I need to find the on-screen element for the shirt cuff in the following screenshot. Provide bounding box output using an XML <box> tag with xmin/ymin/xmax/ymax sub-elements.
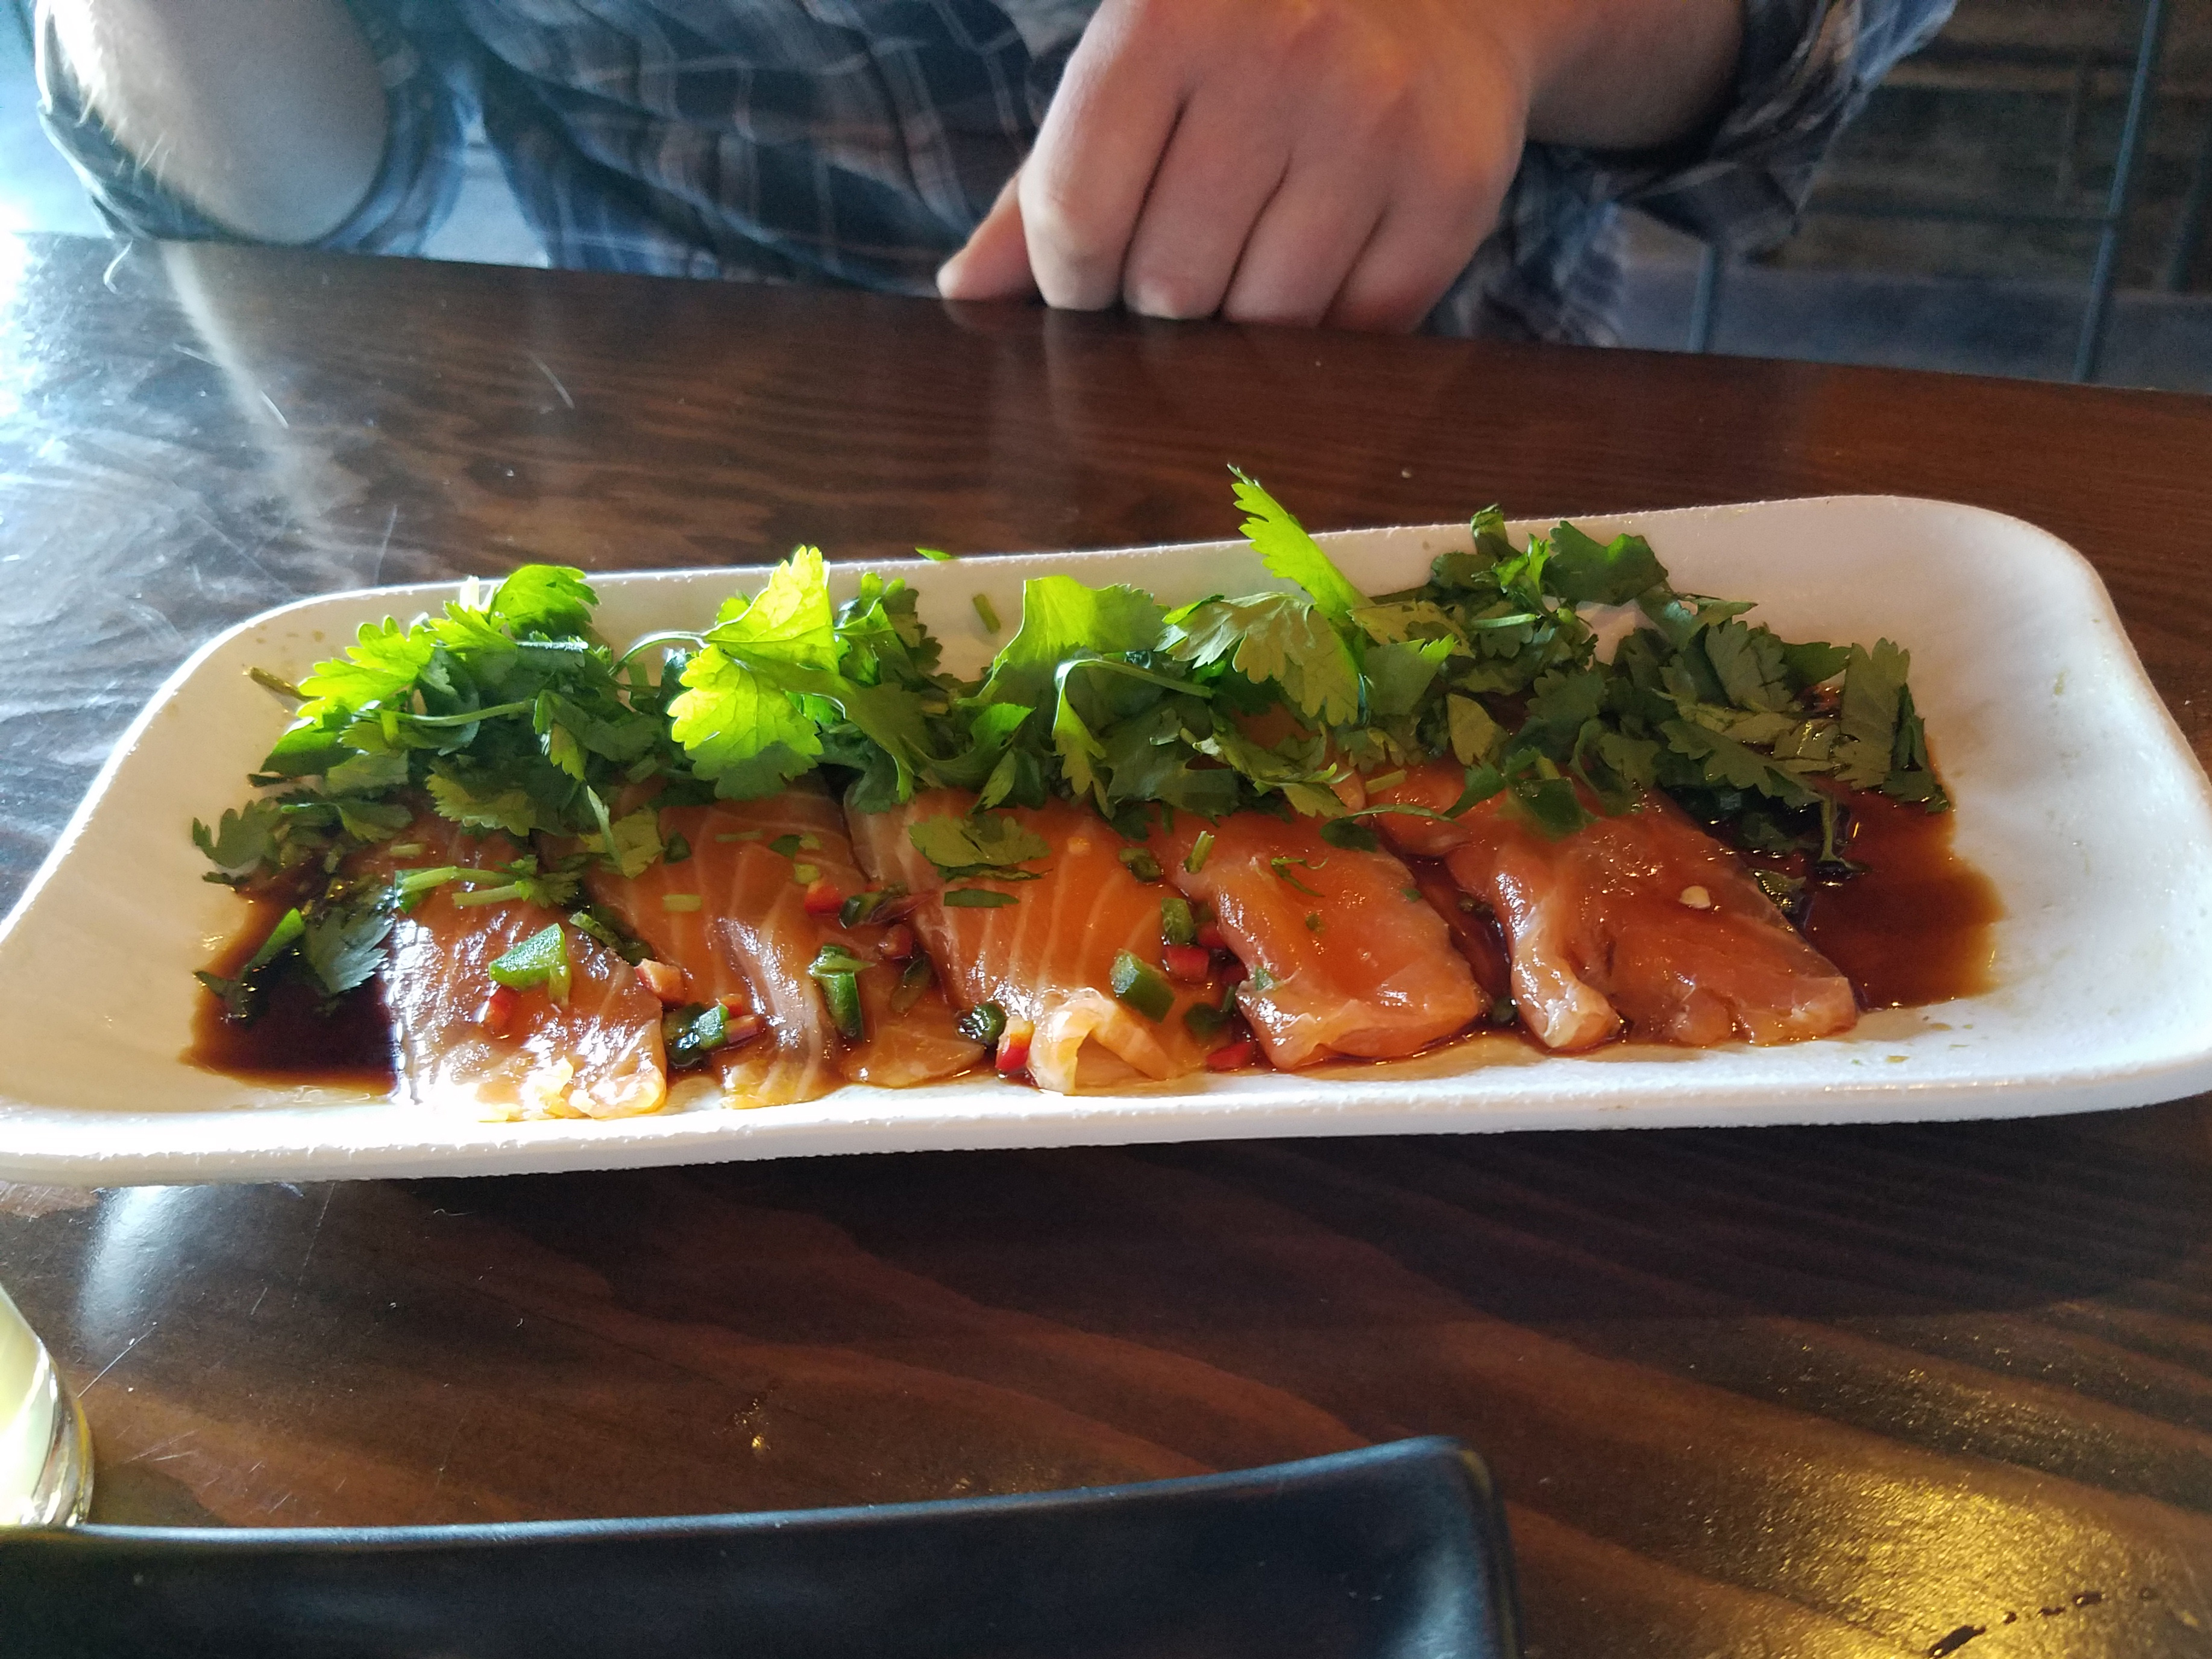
<box><xmin>1585</xmin><ymin>0</ymin><xmax>1956</xmax><ymax>253</ymax></box>
<box><xmin>33</xmin><ymin>0</ymin><xmax>467</xmax><ymax>255</ymax></box>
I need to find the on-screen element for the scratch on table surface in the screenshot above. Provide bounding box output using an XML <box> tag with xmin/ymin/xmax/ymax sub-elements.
<box><xmin>248</xmin><ymin>1285</ymin><xmax>269</xmax><ymax>1318</ymax></box>
<box><xmin>127</xmin><ymin>1431</ymin><xmax>196</xmax><ymax>1465</ymax></box>
<box><xmin>259</xmin><ymin>390</ymin><xmax>291</xmax><ymax>429</ymax></box>
<box><xmin>372</xmin><ymin>503</ymin><xmax>400</xmax><ymax>585</ymax></box>
<box><xmin>426</xmin><ymin>1411</ymin><xmax>471</xmax><ymax>1505</ymax></box>
<box><xmin>527</xmin><ymin>352</ymin><xmax>576</xmax><ymax>409</ymax></box>
<box><xmin>80</xmin><ymin>1323</ymin><xmax>156</xmax><ymax>1398</ymax></box>
<box><xmin>293</xmin><ymin>1186</ymin><xmax>336</xmax><ymax>1294</ymax></box>
<box><xmin>101</xmin><ymin>243</ymin><xmax>133</xmax><ymax>295</ymax></box>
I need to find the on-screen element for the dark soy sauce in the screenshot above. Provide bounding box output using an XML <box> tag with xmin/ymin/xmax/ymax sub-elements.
<box><xmin>185</xmin><ymin>898</ymin><xmax>397</xmax><ymax>1086</ymax></box>
<box><xmin>1802</xmin><ymin>790</ymin><xmax>2002</xmax><ymax>1009</ymax></box>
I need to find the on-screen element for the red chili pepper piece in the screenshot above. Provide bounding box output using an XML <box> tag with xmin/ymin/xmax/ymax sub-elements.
<box><xmin>1195</xmin><ymin>921</ymin><xmax>1227</xmax><ymax>952</ymax></box>
<box><xmin>995</xmin><ymin>1031</ymin><xmax>1032</xmax><ymax>1076</ymax></box>
<box><xmin>1205</xmin><ymin>1039</ymin><xmax>1257</xmax><ymax>1071</ymax></box>
<box><xmin>1161</xmin><ymin>943</ymin><xmax>1211</xmax><ymax>984</ymax></box>
<box><xmin>802</xmin><ymin>878</ymin><xmax>845</xmax><ymax>918</ymax></box>
<box><xmin>1216</xmin><ymin>957</ymin><xmax>1248</xmax><ymax>984</ymax></box>
<box><xmin>876</xmin><ymin>922</ymin><xmax>917</xmax><ymax>961</ymax></box>
<box><xmin>477</xmin><ymin>984</ymin><xmax>519</xmax><ymax>1035</ymax></box>
<box><xmin>721</xmin><ymin>1011</ymin><xmax>768</xmax><ymax>1047</ymax></box>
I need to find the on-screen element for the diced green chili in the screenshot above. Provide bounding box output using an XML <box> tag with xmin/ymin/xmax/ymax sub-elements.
<box><xmin>489</xmin><ymin>922</ymin><xmax>571</xmax><ymax>1004</ymax></box>
<box><xmin>806</xmin><ymin>944</ymin><xmax>871</xmax><ymax>1041</ymax></box>
<box><xmin>662</xmin><ymin>1001</ymin><xmax>731</xmax><ymax>1068</ymax></box>
<box><xmin>1183</xmin><ymin>831</ymin><xmax>1213</xmax><ymax>874</ymax></box>
<box><xmin>1118</xmin><ymin>848</ymin><xmax>1163</xmax><ymax>883</ymax></box>
<box><xmin>840</xmin><ymin>884</ymin><xmax>909</xmax><ymax>929</ymax></box>
<box><xmin>1160</xmin><ymin>895</ymin><xmax>1196</xmax><ymax>947</ymax></box>
<box><xmin>1183</xmin><ymin>998</ymin><xmax>1233</xmax><ymax>1039</ymax></box>
<box><xmin>958</xmin><ymin>1001</ymin><xmax>1008</xmax><ymax>1045</ymax></box>
<box><xmin>1110</xmin><ymin>951</ymin><xmax>1174</xmax><ymax>1022</ymax></box>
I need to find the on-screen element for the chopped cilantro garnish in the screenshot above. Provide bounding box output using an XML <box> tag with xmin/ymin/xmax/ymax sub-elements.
<box><xmin>942</xmin><ymin>887</ymin><xmax>1019</xmax><ymax>908</ymax></box>
<box><xmin>908</xmin><ymin>813</ymin><xmax>1049</xmax><ymax>878</ymax></box>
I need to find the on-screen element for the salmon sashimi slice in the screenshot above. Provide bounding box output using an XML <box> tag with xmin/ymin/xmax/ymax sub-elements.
<box><xmin>1151</xmin><ymin>810</ymin><xmax>1485</xmax><ymax>1070</ymax></box>
<box><xmin>586</xmin><ymin>785</ymin><xmax>983</xmax><ymax>1104</ymax></box>
<box><xmin>845</xmin><ymin>788</ymin><xmax>1216</xmax><ymax>1094</ymax></box>
<box><xmin>362</xmin><ymin>815</ymin><xmax>667</xmax><ymax>1119</ymax></box>
<box><xmin>1370</xmin><ymin>763</ymin><xmax>1858</xmax><ymax>1050</ymax></box>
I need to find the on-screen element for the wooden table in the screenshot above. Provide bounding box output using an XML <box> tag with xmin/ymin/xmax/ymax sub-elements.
<box><xmin>4</xmin><ymin>231</ymin><xmax>2211</xmax><ymax>1658</ymax></box>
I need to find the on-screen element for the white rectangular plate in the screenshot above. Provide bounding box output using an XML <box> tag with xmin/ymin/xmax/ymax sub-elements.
<box><xmin>4</xmin><ymin>496</ymin><xmax>2210</xmax><ymax>1185</ymax></box>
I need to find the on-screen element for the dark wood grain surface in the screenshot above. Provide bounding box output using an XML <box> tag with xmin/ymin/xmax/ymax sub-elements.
<box><xmin>4</xmin><ymin>231</ymin><xmax>2212</xmax><ymax>1658</ymax></box>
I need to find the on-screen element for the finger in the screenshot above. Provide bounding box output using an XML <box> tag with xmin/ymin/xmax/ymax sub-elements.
<box><xmin>1218</xmin><ymin>161</ymin><xmax>1386</xmax><ymax>329</ymax></box>
<box><xmin>937</xmin><ymin>169</ymin><xmax>1038</xmax><ymax>302</ymax></box>
<box><xmin>1118</xmin><ymin>87</ymin><xmax>1292</xmax><ymax>321</ymax></box>
<box><xmin>1018</xmin><ymin>0</ymin><xmax>1186</xmax><ymax>310</ymax></box>
<box><xmin>1325</xmin><ymin>172</ymin><xmax>1509</xmax><ymax>333</ymax></box>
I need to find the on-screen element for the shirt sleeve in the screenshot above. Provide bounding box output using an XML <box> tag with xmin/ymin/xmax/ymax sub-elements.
<box><xmin>1583</xmin><ymin>0</ymin><xmax>1956</xmax><ymax>253</ymax></box>
<box><xmin>33</xmin><ymin>0</ymin><xmax>469</xmax><ymax>254</ymax></box>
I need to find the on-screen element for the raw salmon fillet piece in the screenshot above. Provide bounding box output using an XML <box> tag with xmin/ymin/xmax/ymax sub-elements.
<box><xmin>366</xmin><ymin>816</ymin><xmax>667</xmax><ymax>1119</ymax></box>
<box><xmin>846</xmin><ymin>789</ymin><xmax>1215</xmax><ymax>1094</ymax></box>
<box><xmin>588</xmin><ymin>784</ymin><xmax>981</xmax><ymax>1104</ymax></box>
<box><xmin>1151</xmin><ymin>810</ymin><xmax>1484</xmax><ymax>1070</ymax></box>
<box><xmin>1372</xmin><ymin>762</ymin><xmax>1858</xmax><ymax>1050</ymax></box>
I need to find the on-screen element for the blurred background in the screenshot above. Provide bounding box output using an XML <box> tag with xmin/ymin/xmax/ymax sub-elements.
<box><xmin>5</xmin><ymin>0</ymin><xmax>2209</xmax><ymax>391</ymax></box>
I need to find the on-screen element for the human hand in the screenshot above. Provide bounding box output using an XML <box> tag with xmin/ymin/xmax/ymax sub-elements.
<box><xmin>935</xmin><ymin>0</ymin><xmax>1550</xmax><ymax>332</ymax></box>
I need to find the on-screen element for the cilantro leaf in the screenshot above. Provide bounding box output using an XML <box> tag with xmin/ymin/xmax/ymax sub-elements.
<box><xmin>1363</xmin><ymin>638</ymin><xmax>1454</xmax><ymax>721</ymax></box>
<box><xmin>1834</xmin><ymin>640</ymin><xmax>1909</xmax><ymax>789</ymax></box>
<box><xmin>908</xmin><ymin>813</ymin><xmax>1051</xmax><ymax>877</ymax></box>
<box><xmin>977</xmin><ymin>577</ymin><xmax>1164</xmax><ymax>713</ymax></box>
<box><xmin>425</xmin><ymin>772</ymin><xmax>539</xmax><ymax>836</ymax></box>
<box><xmin>295</xmin><ymin>617</ymin><xmax>436</xmax><ymax>722</ymax></box>
<box><xmin>704</xmin><ymin>546</ymin><xmax>839</xmax><ymax>673</ymax></box>
<box><xmin>302</xmin><ymin>899</ymin><xmax>396</xmax><ymax>996</ymax></box>
<box><xmin>489</xmin><ymin>565</ymin><xmax>596</xmax><ymax>638</ymax></box>
<box><xmin>1544</xmin><ymin>522</ymin><xmax>1665</xmax><ymax>606</ymax></box>
<box><xmin>1445</xmin><ymin>695</ymin><xmax>1504</xmax><ymax>767</ymax></box>
<box><xmin>585</xmin><ymin>808</ymin><xmax>664</xmax><ymax>878</ymax></box>
<box><xmin>1229</xmin><ymin>468</ymin><xmax>1369</xmax><ymax>622</ymax></box>
<box><xmin>1701</xmin><ymin>620</ymin><xmax>1794</xmax><ymax>713</ymax></box>
<box><xmin>322</xmin><ymin>748</ymin><xmax>412</xmax><ymax>796</ymax></box>
<box><xmin>1166</xmin><ymin>593</ymin><xmax>1359</xmax><ymax>726</ymax></box>
<box><xmin>669</xmin><ymin>645</ymin><xmax>824</xmax><ymax>780</ymax></box>
<box><xmin>192</xmin><ymin>800</ymin><xmax>283</xmax><ymax>878</ymax></box>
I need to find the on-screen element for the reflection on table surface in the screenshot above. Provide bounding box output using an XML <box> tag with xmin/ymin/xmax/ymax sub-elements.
<box><xmin>3</xmin><ymin>230</ymin><xmax>2212</xmax><ymax>1658</ymax></box>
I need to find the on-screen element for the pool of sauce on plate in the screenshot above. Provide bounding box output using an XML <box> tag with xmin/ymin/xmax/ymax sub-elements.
<box><xmin>1797</xmin><ymin>787</ymin><xmax>2002</xmax><ymax>1009</ymax></box>
<box><xmin>185</xmin><ymin>897</ymin><xmax>397</xmax><ymax>1086</ymax></box>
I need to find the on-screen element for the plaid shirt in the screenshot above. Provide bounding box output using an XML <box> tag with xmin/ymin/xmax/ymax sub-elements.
<box><xmin>38</xmin><ymin>0</ymin><xmax>1950</xmax><ymax>343</ymax></box>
